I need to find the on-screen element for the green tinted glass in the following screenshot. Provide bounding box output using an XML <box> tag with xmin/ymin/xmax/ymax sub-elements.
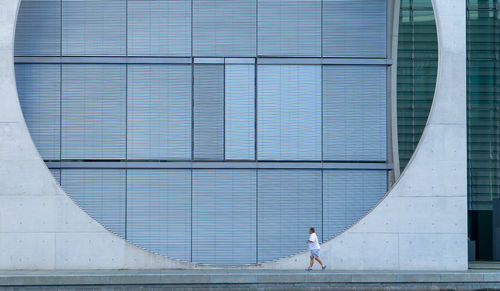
<box><xmin>398</xmin><ymin>0</ymin><xmax>500</xmax><ymax>211</ymax></box>
<box><xmin>397</xmin><ymin>0</ymin><xmax>437</xmax><ymax>171</ymax></box>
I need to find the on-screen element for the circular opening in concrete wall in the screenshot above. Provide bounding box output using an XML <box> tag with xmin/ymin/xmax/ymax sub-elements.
<box><xmin>14</xmin><ymin>0</ymin><xmax>397</xmax><ymax>266</ymax></box>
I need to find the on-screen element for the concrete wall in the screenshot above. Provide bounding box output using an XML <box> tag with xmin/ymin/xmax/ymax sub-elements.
<box><xmin>0</xmin><ymin>0</ymin><xmax>466</xmax><ymax>270</ymax></box>
<box><xmin>258</xmin><ymin>0</ymin><xmax>468</xmax><ymax>270</ymax></box>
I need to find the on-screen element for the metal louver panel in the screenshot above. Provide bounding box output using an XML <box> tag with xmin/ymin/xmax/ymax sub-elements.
<box><xmin>193</xmin><ymin>65</ymin><xmax>224</xmax><ymax>160</ymax></box>
<box><xmin>192</xmin><ymin>169</ymin><xmax>257</xmax><ymax>265</ymax></box>
<box><xmin>323</xmin><ymin>65</ymin><xmax>387</xmax><ymax>161</ymax></box>
<box><xmin>15</xmin><ymin>64</ymin><xmax>61</xmax><ymax>160</ymax></box>
<box><xmin>61</xmin><ymin>169</ymin><xmax>126</xmax><ymax>237</ymax></box>
<box><xmin>50</xmin><ymin>168</ymin><xmax>61</xmax><ymax>184</ymax></box>
<box><xmin>322</xmin><ymin>0</ymin><xmax>387</xmax><ymax>57</ymax></box>
<box><xmin>12</xmin><ymin>0</ymin><xmax>393</xmax><ymax>267</ymax></box>
<box><xmin>225</xmin><ymin>64</ymin><xmax>255</xmax><ymax>160</ymax></box>
<box><xmin>258</xmin><ymin>0</ymin><xmax>321</xmax><ymax>56</ymax></box>
<box><xmin>127</xmin><ymin>169</ymin><xmax>191</xmax><ymax>261</ymax></box>
<box><xmin>15</xmin><ymin>0</ymin><xmax>61</xmax><ymax>56</ymax></box>
<box><xmin>257</xmin><ymin>65</ymin><xmax>321</xmax><ymax>161</ymax></box>
<box><xmin>62</xmin><ymin>64</ymin><xmax>126</xmax><ymax>159</ymax></box>
<box><xmin>257</xmin><ymin>169</ymin><xmax>322</xmax><ymax>262</ymax></box>
<box><xmin>322</xmin><ymin>170</ymin><xmax>387</xmax><ymax>240</ymax></box>
<box><xmin>62</xmin><ymin>0</ymin><xmax>126</xmax><ymax>56</ymax></box>
<box><xmin>127</xmin><ymin>65</ymin><xmax>192</xmax><ymax>160</ymax></box>
<box><xmin>128</xmin><ymin>0</ymin><xmax>191</xmax><ymax>56</ymax></box>
<box><xmin>193</xmin><ymin>0</ymin><xmax>256</xmax><ymax>57</ymax></box>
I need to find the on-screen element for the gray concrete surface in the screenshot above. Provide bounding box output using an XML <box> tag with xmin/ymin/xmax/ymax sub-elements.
<box><xmin>0</xmin><ymin>269</ymin><xmax>499</xmax><ymax>290</ymax></box>
<box><xmin>252</xmin><ymin>0</ymin><xmax>468</xmax><ymax>271</ymax></box>
<box><xmin>0</xmin><ymin>0</ymin><xmax>467</xmax><ymax>271</ymax></box>
<box><xmin>0</xmin><ymin>0</ymin><xmax>194</xmax><ymax>270</ymax></box>
<box><xmin>470</xmin><ymin>262</ymin><xmax>500</xmax><ymax>270</ymax></box>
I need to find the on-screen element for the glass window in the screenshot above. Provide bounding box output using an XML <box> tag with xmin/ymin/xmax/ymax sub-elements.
<box><xmin>127</xmin><ymin>64</ymin><xmax>192</xmax><ymax>160</ymax></box>
<box><xmin>128</xmin><ymin>0</ymin><xmax>191</xmax><ymax>56</ymax></box>
<box><xmin>323</xmin><ymin>65</ymin><xmax>387</xmax><ymax>161</ymax></box>
<box><xmin>258</xmin><ymin>0</ymin><xmax>321</xmax><ymax>56</ymax></box>
<box><xmin>323</xmin><ymin>170</ymin><xmax>387</xmax><ymax>239</ymax></box>
<box><xmin>62</xmin><ymin>0</ymin><xmax>126</xmax><ymax>56</ymax></box>
<box><xmin>15</xmin><ymin>0</ymin><xmax>61</xmax><ymax>56</ymax></box>
<box><xmin>62</xmin><ymin>169</ymin><xmax>126</xmax><ymax>237</ymax></box>
<box><xmin>257</xmin><ymin>65</ymin><xmax>322</xmax><ymax>161</ymax></box>
<box><xmin>16</xmin><ymin>64</ymin><xmax>61</xmax><ymax>160</ymax></box>
<box><xmin>127</xmin><ymin>169</ymin><xmax>192</xmax><ymax>261</ymax></box>
<box><xmin>192</xmin><ymin>169</ymin><xmax>257</xmax><ymax>265</ymax></box>
<box><xmin>225</xmin><ymin>64</ymin><xmax>255</xmax><ymax>160</ymax></box>
<box><xmin>61</xmin><ymin>64</ymin><xmax>126</xmax><ymax>159</ymax></box>
<box><xmin>194</xmin><ymin>0</ymin><xmax>256</xmax><ymax>56</ymax></box>
<box><xmin>322</xmin><ymin>0</ymin><xmax>386</xmax><ymax>58</ymax></box>
<box><xmin>257</xmin><ymin>169</ymin><xmax>322</xmax><ymax>262</ymax></box>
<box><xmin>194</xmin><ymin>65</ymin><xmax>225</xmax><ymax>160</ymax></box>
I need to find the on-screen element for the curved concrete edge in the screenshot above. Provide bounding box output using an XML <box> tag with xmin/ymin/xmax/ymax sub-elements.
<box><xmin>0</xmin><ymin>0</ymin><xmax>199</xmax><ymax>270</ymax></box>
<box><xmin>389</xmin><ymin>0</ymin><xmax>401</xmax><ymax>179</ymax></box>
<box><xmin>0</xmin><ymin>0</ymin><xmax>466</xmax><ymax>270</ymax></box>
<box><xmin>257</xmin><ymin>0</ymin><xmax>467</xmax><ymax>270</ymax></box>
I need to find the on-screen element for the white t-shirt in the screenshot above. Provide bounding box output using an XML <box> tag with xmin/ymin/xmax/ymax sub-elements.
<box><xmin>308</xmin><ymin>233</ymin><xmax>320</xmax><ymax>250</ymax></box>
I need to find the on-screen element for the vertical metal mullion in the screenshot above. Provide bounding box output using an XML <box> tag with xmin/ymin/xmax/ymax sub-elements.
<box><xmin>60</xmin><ymin>0</ymin><xmax>63</xmax><ymax>57</ymax></box>
<box><xmin>124</xmin><ymin>0</ymin><xmax>129</xmax><ymax>240</ymax></box>
<box><xmin>223</xmin><ymin>63</ymin><xmax>226</xmax><ymax>161</ymax></box>
<box><xmin>320</xmin><ymin>0</ymin><xmax>325</xmax><ymax>233</ymax></box>
<box><xmin>410</xmin><ymin>3</ymin><xmax>416</xmax><ymax>154</ymax></box>
<box><xmin>190</xmin><ymin>0</ymin><xmax>194</xmax><ymax>263</ymax></box>
<box><xmin>190</xmin><ymin>168</ymin><xmax>193</xmax><ymax>263</ymax></box>
<box><xmin>254</xmin><ymin>0</ymin><xmax>259</xmax><ymax>257</ymax></box>
<box><xmin>59</xmin><ymin>0</ymin><xmax>63</xmax><ymax>163</ymax></box>
<box><xmin>493</xmin><ymin>7</ymin><xmax>499</xmax><ymax>204</ymax></box>
<box><xmin>60</xmin><ymin>66</ymin><xmax>63</xmax><ymax>163</ymax></box>
<box><xmin>255</xmin><ymin>167</ymin><xmax>258</xmax><ymax>264</ymax></box>
<box><xmin>191</xmin><ymin>0</ymin><xmax>195</xmax><ymax>162</ymax></box>
<box><xmin>320</xmin><ymin>0</ymin><xmax>323</xmax><ymax>58</ymax></box>
<box><xmin>256</xmin><ymin>0</ymin><xmax>259</xmax><ymax>57</ymax></box>
<box><xmin>254</xmin><ymin>0</ymin><xmax>258</xmax><ymax>256</ymax></box>
<box><xmin>190</xmin><ymin>65</ymin><xmax>194</xmax><ymax>260</ymax></box>
<box><xmin>190</xmin><ymin>69</ymin><xmax>194</xmax><ymax>262</ymax></box>
<box><xmin>125</xmin><ymin>0</ymin><xmax>128</xmax><ymax>57</ymax></box>
<box><xmin>494</xmin><ymin>8</ymin><xmax>499</xmax><ymax>204</ymax></box>
<box><xmin>124</xmin><ymin>64</ymin><xmax>128</xmax><ymax>240</ymax></box>
<box><xmin>496</xmin><ymin>8</ymin><xmax>500</xmax><ymax>202</ymax></box>
<box><xmin>466</xmin><ymin>7</ymin><xmax>471</xmax><ymax>208</ymax></box>
<box><xmin>320</xmin><ymin>62</ymin><xmax>324</xmax><ymax>242</ymax></box>
<box><xmin>320</xmin><ymin>167</ymin><xmax>324</xmax><ymax>242</ymax></box>
<box><xmin>254</xmin><ymin>59</ymin><xmax>259</xmax><ymax>262</ymax></box>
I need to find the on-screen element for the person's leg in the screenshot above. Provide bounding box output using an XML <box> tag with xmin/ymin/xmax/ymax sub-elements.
<box><xmin>315</xmin><ymin>257</ymin><xmax>324</xmax><ymax>266</ymax></box>
<box><xmin>309</xmin><ymin>256</ymin><xmax>314</xmax><ymax>268</ymax></box>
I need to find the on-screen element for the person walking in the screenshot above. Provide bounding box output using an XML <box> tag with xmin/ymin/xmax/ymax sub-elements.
<box><xmin>306</xmin><ymin>227</ymin><xmax>326</xmax><ymax>271</ymax></box>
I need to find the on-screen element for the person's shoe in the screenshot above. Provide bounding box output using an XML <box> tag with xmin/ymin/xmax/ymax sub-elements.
<box><xmin>306</xmin><ymin>267</ymin><xmax>312</xmax><ymax>271</ymax></box>
<box><xmin>321</xmin><ymin>265</ymin><xmax>327</xmax><ymax>270</ymax></box>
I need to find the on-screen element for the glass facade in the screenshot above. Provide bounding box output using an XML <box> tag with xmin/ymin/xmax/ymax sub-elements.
<box><xmin>467</xmin><ymin>1</ymin><xmax>500</xmax><ymax>213</ymax></box>
<box><xmin>398</xmin><ymin>0</ymin><xmax>500</xmax><ymax>260</ymax></box>
<box><xmin>397</xmin><ymin>0</ymin><xmax>438</xmax><ymax>171</ymax></box>
<box><xmin>15</xmin><ymin>0</ymin><xmax>389</xmax><ymax>265</ymax></box>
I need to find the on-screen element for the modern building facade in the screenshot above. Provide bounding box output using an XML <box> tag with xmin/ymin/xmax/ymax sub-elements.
<box><xmin>0</xmin><ymin>0</ymin><xmax>467</xmax><ymax>270</ymax></box>
<box><xmin>398</xmin><ymin>0</ymin><xmax>500</xmax><ymax>261</ymax></box>
<box><xmin>13</xmin><ymin>0</ymin><xmax>390</xmax><ymax>266</ymax></box>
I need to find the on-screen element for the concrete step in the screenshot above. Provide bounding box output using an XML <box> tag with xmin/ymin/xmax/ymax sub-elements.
<box><xmin>0</xmin><ymin>269</ymin><xmax>500</xmax><ymax>290</ymax></box>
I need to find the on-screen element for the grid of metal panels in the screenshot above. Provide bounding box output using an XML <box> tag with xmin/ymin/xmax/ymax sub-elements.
<box><xmin>15</xmin><ymin>0</ymin><xmax>390</xmax><ymax>265</ymax></box>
